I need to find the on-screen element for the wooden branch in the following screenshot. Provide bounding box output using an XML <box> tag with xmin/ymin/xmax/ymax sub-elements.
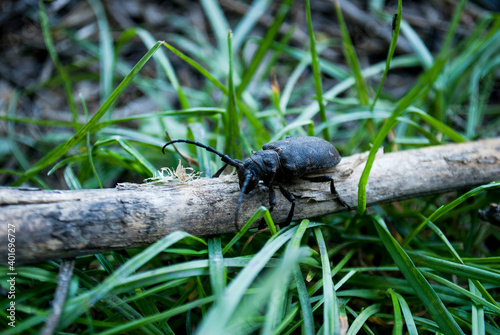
<box><xmin>1</xmin><ymin>138</ymin><xmax>499</xmax><ymax>264</ymax></box>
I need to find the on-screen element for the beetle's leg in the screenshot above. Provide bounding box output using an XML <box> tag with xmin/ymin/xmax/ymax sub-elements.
<box><xmin>212</xmin><ymin>163</ymin><xmax>228</xmax><ymax>178</ymax></box>
<box><xmin>300</xmin><ymin>175</ymin><xmax>351</xmax><ymax>210</ymax></box>
<box><xmin>268</xmin><ymin>186</ymin><xmax>276</xmax><ymax>213</ymax></box>
<box><xmin>258</xmin><ymin>186</ymin><xmax>277</xmax><ymax>229</ymax></box>
<box><xmin>278</xmin><ymin>184</ymin><xmax>296</xmax><ymax>226</ymax></box>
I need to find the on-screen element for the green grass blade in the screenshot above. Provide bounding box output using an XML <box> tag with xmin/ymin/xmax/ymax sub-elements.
<box><xmin>403</xmin><ymin>181</ymin><xmax>500</xmax><ymax>247</ymax></box>
<box><xmin>39</xmin><ymin>1</ymin><xmax>79</xmax><ymax>130</ymax></box>
<box><xmin>335</xmin><ymin>269</ymin><xmax>356</xmax><ymax>290</ymax></box>
<box><xmin>356</xmin><ymin>55</ymin><xmax>448</xmax><ymax>214</ymax></box>
<box><xmin>13</xmin><ymin>41</ymin><xmax>163</xmax><ymax>186</ymax></box>
<box><xmin>81</xmin><ymin>94</ymin><xmax>103</xmax><ymax>188</ymax></box>
<box><xmin>222</xmin><ymin>206</ymin><xmax>274</xmax><ymax>255</ymax></box>
<box><xmin>421</xmin><ymin>271</ymin><xmax>500</xmax><ymax>315</ymax></box>
<box><xmin>232</xmin><ymin>0</ymin><xmax>272</xmax><ymax>51</ymax></box>
<box><xmin>134</xmin><ymin>28</ymin><xmax>189</xmax><ymax>109</ymax></box>
<box><xmin>346</xmin><ymin>304</ymin><xmax>380</xmax><ymax>335</ymax></box>
<box><xmin>440</xmin><ymin>0</ymin><xmax>468</xmax><ymax>54</ymax></box>
<box><xmin>270</xmin><ymin>67</ymin><xmax>287</xmax><ymax>129</ymax></box>
<box><xmin>287</xmin><ymin>220</ymin><xmax>314</xmax><ymax>334</ymax></box>
<box><xmin>412</xmin><ymin>317</ymin><xmax>441</xmax><ymax>332</ymax></box>
<box><xmin>226</xmin><ymin>30</ymin><xmax>241</xmax><ymax>158</ymax></box>
<box><xmin>0</xmin><ymin>114</ymin><xmax>76</xmax><ymax>128</ymax></box>
<box><xmin>88</xmin><ymin>0</ymin><xmax>114</xmax><ymax>109</ymax></box>
<box><xmin>270</xmin><ymin>120</ymin><xmax>314</xmax><ymax>142</ymax></box>
<box><xmin>292</xmin><ymin>266</ymin><xmax>314</xmax><ymax>335</ymax></box>
<box><xmin>63</xmin><ymin>165</ymin><xmax>82</xmax><ymax>190</ymax></box>
<box><xmin>470</xmin><ymin>280</ymin><xmax>485</xmax><ymax>335</ymax></box>
<box><xmin>387</xmin><ymin>289</ymin><xmax>403</xmax><ymax>335</ymax></box>
<box><xmin>98</xmin><ymin>127</ymin><xmax>165</xmax><ymax>148</ymax></box>
<box><xmin>46</xmin><ymin>154</ymin><xmax>87</xmax><ymax>176</ymax></box>
<box><xmin>95</xmin><ymin>107</ymin><xmax>224</xmax><ymax>131</ymax></box>
<box><xmin>400</xmin><ymin>20</ymin><xmax>433</xmax><ymax>69</ymax></box>
<box><xmin>295</xmin><ymin>55</ymin><xmax>420</xmax><ymax>128</ymax></box>
<box><xmin>372</xmin><ymin>215</ymin><xmax>465</xmax><ymax>334</ymax></box>
<box><xmin>425</xmin><ymin>219</ymin><xmax>463</xmax><ymax>262</ymax></box>
<box><xmin>6</xmin><ymin>90</ymin><xmax>49</xmax><ymax>188</ymax></box>
<box><xmin>280</xmin><ymin>56</ymin><xmax>309</xmax><ymax>112</ymax></box>
<box><xmin>314</xmin><ymin>227</ymin><xmax>339</xmax><ymax>335</ymax></box>
<box><xmin>407</xmin><ymin>107</ymin><xmax>467</xmax><ymax>142</ymax></box>
<box><xmin>160</xmin><ymin>41</ymin><xmax>267</xmax><ymax>140</ymax></box>
<box><xmin>162</xmin><ymin>41</ymin><xmax>227</xmax><ymax>93</ymax></box>
<box><xmin>394</xmin><ymin>292</ymin><xmax>418</xmax><ymax>335</ymax></box>
<box><xmin>200</xmin><ymin>0</ymin><xmax>230</xmax><ymax>51</ymax></box>
<box><xmin>288</xmin><ymin>219</ymin><xmax>309</xmax><ymax>249</ymax></box>
<box><xmin>0</xmin><ymin>315</ymin><xmax>47</xmax><ymax>335</ymax></box>
<box><xmin>466</xmin><ymin>66</ymin><xmax>482</xmax><ymax>139</ymax></box>
<box><xmin>232</xmin><ymin>248</ymin><xmax>304</xmax><ymax>335</ymax></box>
<box><xmin>260</xmin><ymin>25</ymin><xmax>297</xmax><ymax>92</ymax></box>
<box><xmin>94</xmin><ymin>136</ymin><xmax>156</xmax><ymax>176</ymax></box>
<box><xmin>262</xmin><ymin>225</ymin><xmax>311</xmax><ymax>335</ymax></box>
<box><xmin>274</xmin><ymin>305</ymin><xmax>301</xmax><ymax>335</ymax></box>
<box><xmin>421</xmin><ymin>219</ymin><xmax>499</xmax><ymax>311</ymax></box>
<box><xmin>188</xmin><ymin>122</ymin><xmax>210</xmax><ymax>175</ymax></box>
<box><xmin>196</xmin><ymin>227</ymin><xmax>296</xmax><ymax>333</ymax></box>
<box><xmin>409</xmin><ymin>253</ymin><xmax>500</xmax><ymax>285</ymax></box>
<box><xmin>208</xmin><ymin>237</ymin><xmax>225</xmax><ymax>298</ymax></box>
<box><xmin>334</xmin><ymin>0</ymin><xmax>369</xmax><ymax>106</ymax></box>
<box><xmin>236</xmin><ymin>0</ymin><xmax>294</xmax><ymax>96</ymax></box>
<box><xmin>422</xmin><ymin>220</ymin><xmax>499</xmax><ymax>309</ymax></box>
<box><xmin>121</xmin><ymin>278</ymin><xmax>191</xmax><ymax>304</ymax></box>
<box><xmin>115</xmin><ymin>260</ymin><xmax>210</xmax><ymax>290</ymax></box>
<box><xmin>306</xmin><ymin>0</ymin><xmax>329</xmax><ymax>140</ymax></box>
<box><xmin>370</xmin><ymin>1</ymin><xmax>402</xmax><ymax>111</ymax></box>
<box><xmin>94</xmin><ymin>253</ymin><xmax>115</xmax><ymax>275</ymax></box>
<box><xmin>314</xmin><ymin>107</ymin><xmax>464</xmax><ymax>145</ymax></box>
<box><xmin>99</xmin><ymin>296</ymin><xmax>215</xmax><ymax>335</ymax></box>
<box><xmin>58</xmin><ymin>231</ymin><xmax>194</xmax><ymax>328</ymax></box>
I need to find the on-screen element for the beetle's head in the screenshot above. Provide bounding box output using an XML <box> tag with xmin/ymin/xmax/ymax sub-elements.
<box><xmin>233</xmin><ymin>164</ymin><xmax>261</xmax><ymax>230</ymax></box>
<box><xmin>237</xmin><ymin>160</ymin><xmax>261</xmax><ymax>194</ymax></box>
<box><xmin>241</xmin><ymin>150</ymin><xmax>280</xmax><ymax>185</ymax></box>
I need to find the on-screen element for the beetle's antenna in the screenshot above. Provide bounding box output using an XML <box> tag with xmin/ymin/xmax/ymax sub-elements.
<box><xmin>163</xmin><ymin>139</ymin><xmax>242</xmax><ymax>168</ymax></box>
<box><xmin>234</xmin><ymin>172</ymin><xmax>252</xmax><ymax>230</ymax></box>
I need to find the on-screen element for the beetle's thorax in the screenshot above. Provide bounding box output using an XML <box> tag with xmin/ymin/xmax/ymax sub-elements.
<box><xmin>236</xmin><ymin>150</ymin><xmax>280</xmax><ymax>193</ymax></box>
<box><xmin>248</xmin><ymin>150</ymin><xmax>280</xmax><ymax>183</ymax></box>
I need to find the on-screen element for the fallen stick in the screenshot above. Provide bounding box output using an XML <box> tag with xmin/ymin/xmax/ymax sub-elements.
<box><xmin>1</xmin><ymin>138</ymin><xmax>499</xmax><ymax>264</ymax></box>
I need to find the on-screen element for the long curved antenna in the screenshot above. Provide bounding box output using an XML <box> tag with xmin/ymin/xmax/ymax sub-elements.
<box><xmin>234</xmin><ymin>172</ymin><xmax>252</xmax><ymax>230</ymax></box>
<box><xmin>163</xmin><ymin>139</ymin><xmax>242</xmax><ymax>168</ymax></box>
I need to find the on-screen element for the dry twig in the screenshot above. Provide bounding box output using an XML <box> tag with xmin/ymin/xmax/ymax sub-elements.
<box><xmin>1</xmin><ymin>138</ymin><xmax>499</xmax><ymax>264</ymax></box>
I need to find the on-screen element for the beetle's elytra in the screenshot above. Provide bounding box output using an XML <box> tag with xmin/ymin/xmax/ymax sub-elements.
<box><xmin>162</xmin><ymin>136</ymin><xmax>350</xmax><ymax>230</ymax></box>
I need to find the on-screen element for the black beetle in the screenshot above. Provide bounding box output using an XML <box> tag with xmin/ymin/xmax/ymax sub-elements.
<box><xmin>162</xmin><ymin>136</ymin><xmax>350</xmax><ymax>229</ymax></box>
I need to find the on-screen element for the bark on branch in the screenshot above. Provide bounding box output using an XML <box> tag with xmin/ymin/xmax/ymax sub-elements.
<box><xmin>1</xmin><ymin>138</ymin><xmax>499</xmax><ymax>264</ymax></box>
